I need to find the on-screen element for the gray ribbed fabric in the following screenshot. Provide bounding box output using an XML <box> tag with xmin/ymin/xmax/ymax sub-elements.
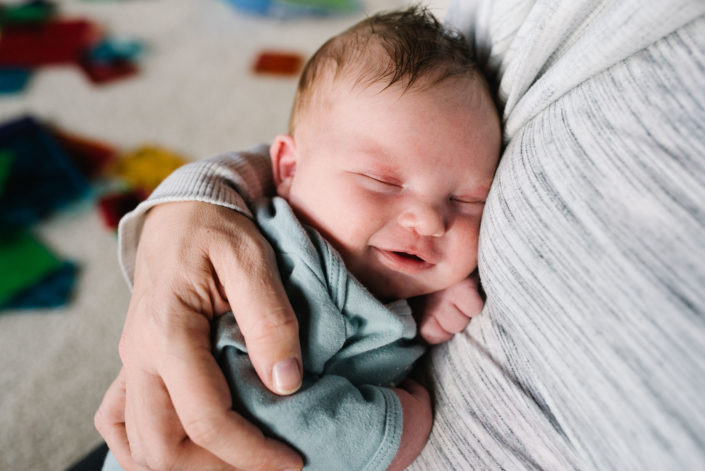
<box><xmin>118</xmin><ymin>1</ymin><xmax>705</xmax><ymax>469</ymax></box>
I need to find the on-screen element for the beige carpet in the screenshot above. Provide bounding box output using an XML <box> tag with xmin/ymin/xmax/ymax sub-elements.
<box><xmin>0</xmin><ymin>0</ymin><xmax>449</xmax><ymax>469</ymax></box>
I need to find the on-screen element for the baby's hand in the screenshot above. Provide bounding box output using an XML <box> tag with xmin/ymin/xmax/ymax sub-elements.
<box><xmin>412</xmin><ymin>273</ymin><xmax>484</xmax><ymax>344</ymax></box>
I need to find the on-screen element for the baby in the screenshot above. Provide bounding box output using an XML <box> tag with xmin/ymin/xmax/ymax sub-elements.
<box><xmin>104</xmin><ymin>5</ymin><xmax>500</xmax><ymax>471</ymax></box>
<box><xmin>219</xmin><ymin>6</ymin><xmax>499</xmax><ymax>470</ymax></box>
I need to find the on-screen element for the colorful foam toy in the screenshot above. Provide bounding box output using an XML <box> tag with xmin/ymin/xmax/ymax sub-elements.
<box><xmin>80</xmin><ymin>36</ymin><xmax>144</xmax><ymax>84</ymax></box>
<box><xmin>223</xmin><ymin>0</ymin><xmax>359</xmax><ymax>18</ymax></box>
<box><xmin>0</xmin><ymin>0</ymin><xmax>144</xmax><ymax>92</ymax></box>
<box><xmin>2</xmin><ymin>261</ymin><xmax>78</xmax><ymax>309</ymax></box>
<box><xmin>51</xmin><ymin>126</ymin><xmax>118</xmax><ymax>178</ymax></box>
<box><xmin>0</xmin><ymin>116</ymin><xmax>91</xmax><ymax>230</ymax></box>
<box><xmin>110</xmin><ymin>145</ymin><xmax>188</xmax><ymax>194</ymax></box>
<box><xmin>0</xmin><ymin>0</ymin><xmax>57</xmax><ymax>27</ymax></box>
<box><xmin>0</xmin><ymin>229</ymin><xmax>69</xmax><ymax>309</ymax></box>
<box><xmin>0</xmin><ymin>68</ymin><xmax>33</xmax><ymax>94</ymax></box>
<box><xmin>0</xmin><ymin>19</ymin><xmax>97</xmax><ymax>67</ymax></box>
<box><xmin>97</xmin><ymin>189</ymin><xmax>146</xmax><ymax>230</ymax></box>
<box><xmin>253</xmin><ymin>51</ymin><xmax>303</xmax><ymax>76</ymax></box>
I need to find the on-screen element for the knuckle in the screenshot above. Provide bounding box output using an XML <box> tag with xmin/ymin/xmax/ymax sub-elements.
<box><xmin>93</xmin><ymin>408</ymin><xmax>107</xmax><ymax>434</ymax></box>
<box><xmin>248</xmin><ymin>311</ymin><xmax>299</xmax><ymax>343</ymax></box>
<box><xmin>182</xmin><ymin>413</ymin><xmax>223</xmax><ymax>448</ymax></box>
<box><xmin>140</xmin><ymin>443</ymin><xmax>176</xmax><ymax>471</ymax></box>
<box><xmin>117</xmin><ymin>337</ymin><xmax>131</xmax><ymax>364</ymax></box>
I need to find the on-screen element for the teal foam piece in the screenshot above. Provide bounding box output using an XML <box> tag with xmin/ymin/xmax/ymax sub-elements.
<box><xmin>0</xmin><ymin>68</ymin><xmax>32</xmax><ymax>94</ymax></box>
<box><xmin>223</xmin><ymin>0</ymin><xmax>359</xmax><ymax>18</ymax></box>
<box><xmin>87</xmin><ymin>37</ymin><xmax>144</xmax><ymax>65</ymax></box>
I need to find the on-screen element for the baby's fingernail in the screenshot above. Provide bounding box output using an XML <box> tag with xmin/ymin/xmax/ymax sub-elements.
<box><xmin>273</xmin><ymin>357</ymin><xmax>302</xmax><ymax>395</ymax></box>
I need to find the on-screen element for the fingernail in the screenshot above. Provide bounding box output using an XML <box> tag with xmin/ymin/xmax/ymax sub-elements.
<box><xmin>273</xmin><ymin>357</ymin><xmax>301</xmax><ymax>395</ymax></box>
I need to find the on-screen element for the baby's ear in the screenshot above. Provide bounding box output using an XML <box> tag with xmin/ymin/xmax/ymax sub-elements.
<box><xmin>270</xmin><ymin>134</ymin><xmax>298</xmax><ymax>197</ymax></box>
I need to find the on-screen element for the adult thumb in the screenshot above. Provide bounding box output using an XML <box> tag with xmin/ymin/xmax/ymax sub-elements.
<box><xmin>211</xmin><ymin>214</ymin><xmax>303</xmax><ymax>396</ymax></box>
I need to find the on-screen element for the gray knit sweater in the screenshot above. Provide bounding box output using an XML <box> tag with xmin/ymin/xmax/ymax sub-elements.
<box><xmin>118</xmin><ymin>1</ymin><xmax>705</xmax><ymax>468</ymax></box>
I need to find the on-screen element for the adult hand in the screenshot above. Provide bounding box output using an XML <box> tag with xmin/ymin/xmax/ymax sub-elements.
<box><xmin>95</xmin><ymin>201</ymin><xmax>304</xmax><ymax>471</ymax></box>
<box><xmin>412</xmin><ymin>272</ymin><xmax>484</xmax><ymax>344</ymax></box>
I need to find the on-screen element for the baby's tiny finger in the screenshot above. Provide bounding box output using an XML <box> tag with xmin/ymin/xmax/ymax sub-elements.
<box><xmin>419</xmin><ymin>315</ymin><xmax>453</xmax><ymax>344</ymax></box>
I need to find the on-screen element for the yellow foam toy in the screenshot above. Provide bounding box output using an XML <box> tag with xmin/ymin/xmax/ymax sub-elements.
<box><xmin>111</xmin><ymin>145</ymin><xmax>188</xmax><ymax>193</ymax></box>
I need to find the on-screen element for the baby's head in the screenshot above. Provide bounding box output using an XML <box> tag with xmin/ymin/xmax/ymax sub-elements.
<box><xmin>271</xmin><ymin>6</ymin><xmax>501</xmax><ymax>300</ymax></box>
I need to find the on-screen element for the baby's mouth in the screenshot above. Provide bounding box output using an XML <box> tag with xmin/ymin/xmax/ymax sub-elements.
<box><xmin>393</xmin><ymin>251</ymin><xmax>424</xmax><ymax>262</ymax></box>
<box><xmin>374</xmin><ymin>248</ymin><xmax>433</xmax><ymax>273</ymax></box>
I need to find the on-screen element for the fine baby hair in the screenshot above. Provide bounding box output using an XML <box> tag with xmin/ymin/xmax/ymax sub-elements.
<box><xmin>289</xmin><ymin>5</ymin><xmax>483</xmax><ymax>132</ymax></box>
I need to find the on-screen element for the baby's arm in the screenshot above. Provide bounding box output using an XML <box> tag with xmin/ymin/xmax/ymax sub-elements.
<box><xmin>388</xmin><ymin>379</ymin><xmax>433</xmax><ymax>471</ymax></box>
<box><xmin>413</xmin><ymin>272</ymin><xmax>484</xmax><ymax>344</ymax></box>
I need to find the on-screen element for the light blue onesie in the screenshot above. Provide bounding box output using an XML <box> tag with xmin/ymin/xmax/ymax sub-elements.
<box><xmin>104</xmin><ymin>196</ymin><xmax>425</xmax><ymax>471</ymax></box>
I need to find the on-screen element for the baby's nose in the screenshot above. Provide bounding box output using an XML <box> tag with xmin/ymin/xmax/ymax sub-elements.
<box><xmin>397</xmin><ymin>202</ymin><xmax>445</xmax><ymax>237</ymax></box>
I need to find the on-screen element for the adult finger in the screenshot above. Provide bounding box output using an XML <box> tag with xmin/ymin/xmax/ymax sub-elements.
<box><xmin>209</xmin><ymin>212</ymin><xmax>303</xmax><ymax>396</ymax></box>
<box><xmin>94</xmin><ymin>369</ymin><xmax>140</xmax><ymax>471</ymax></box>
<box><xmin>123</xmin><ymin>367</ymin><xmax>183</xmax><ymax>470</ymax></box>
<box><xmin>118</xmin><ymin>366</ymin><xmax>248</xmax><ymax>471</ymax></box>
<box><xmin>160</xmin><ymin>311</ymin><xmax>304</xmax><ymax>471</ymax></box>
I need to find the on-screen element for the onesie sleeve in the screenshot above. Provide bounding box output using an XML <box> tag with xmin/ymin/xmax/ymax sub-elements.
<box><xmin>216</xmin><ymin>318</ymin><xmax>404</xmax><ymax>471</ymax></box>
<box><xmin>117</xmin><ymin>145</ymin><xmax>273</xmax><ymax>286</ymax></box>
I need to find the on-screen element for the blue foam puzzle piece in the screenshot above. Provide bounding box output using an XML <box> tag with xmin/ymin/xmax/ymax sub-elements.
<box><xmin>87</xmin><ymin>37</ymin><xmax>144</xmax><ymax>65</ymax></box>
<box><xmin>0</xmin><ymin>116</ymin><xmax>90</xmax><ymax>230</ymax></box>
<box><xmin>1</xmin><ymin>261</ymin><xmax>78</xmax><ymax>310</ymax></box>
<box><xmin>0</xmin><ymin>68</ymin><xmax>32</xmax><ymax>94</ymax></box>
<box><xmin>223</xmin><ymin>0</ymin><xmax>359</xmax><ymax>18</ymax></box>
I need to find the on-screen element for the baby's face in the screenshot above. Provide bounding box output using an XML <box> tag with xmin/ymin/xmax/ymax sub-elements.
<box><xmin>272</xmin><ymin>76</ymin><xmax>500</xmax><ymax>300</ymax></box>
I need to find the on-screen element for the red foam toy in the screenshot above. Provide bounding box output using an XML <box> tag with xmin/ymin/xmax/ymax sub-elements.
<box><xmin>97</xmin><ymin>190</ymin><xmax>146</xmax><ymax>230</ymax></box>
<box><xmin>79</xmin><ymin>58</ymin><xmax>138</xmax><ymax>85</ymax></box>
<box><xmin>50</xmin><ymin>127</ymin><xmax>118</xmax><ymax>178</ymax></box>
<box><xmin>253</xmin><ymin>51</ymin><xmax>303</xmax><ymax>76</ymax></box>
<box><xmin>0</xmin><ymin>19</ymin><xmax>98</xmax><ymax>67</ymax></box>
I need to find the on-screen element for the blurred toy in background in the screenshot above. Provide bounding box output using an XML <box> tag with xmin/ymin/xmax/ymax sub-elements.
<box><xmin>253</xmin><ymin>50</ymin><xmax>303</xmax><ymax>76</ymax></box>
<box><xmin>80</xmin><ymin>35</ymin><xmax>144</xmax><ymax>84</ymax></box>
<box><xmin>223</xmin><ymin>0</ymin><xmax>360</xmax><ymax>18</ymax></box>
<box><xmin>0</xmin><ymin>115</ymin><xmax>189</xmax><ymax>311</ymax></box>
<box><xmin>0</xmin><ymin>0</ymin><xmax>145</xmax><ymax>94</ymax></box>
<box><xmin>110</xmin><ymin>145</ymin><xmax>188</xmax><ymax>195</ymax></box>
<box><xmin>0</xmin><ymin>116</ymin><xmax>92</xmax><ymax>230</ymax></box>
<box><xmin>0</xmin><ymin>0</ymin><xmax>57</xmax><ymax>25</ymax></box>
<box><xmin>0</xmin><ymin>116</ymin><xmax>92</xmax><ymax>311</ymax></box>
<box><xmin>0</xmin><ymin>229</ymin><xmax>78</xmax><ymax>310</ymax></box>
<box><xmin>0</xmin><ymin>0</ymin><xmax>317</xmax><ymax>310</ymax></box>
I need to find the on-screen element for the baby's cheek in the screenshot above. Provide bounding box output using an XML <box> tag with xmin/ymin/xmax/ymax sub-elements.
<box><xmin>447</xmin><ymin>219</ymin><xmax>480</xmax><ymax>273</ymax></box>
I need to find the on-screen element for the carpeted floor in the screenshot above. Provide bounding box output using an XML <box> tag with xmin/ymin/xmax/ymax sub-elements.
<box><xmin>0</xmin><ymin>1</ymin><xmax>449</xmax><ymax>469</ymax></box>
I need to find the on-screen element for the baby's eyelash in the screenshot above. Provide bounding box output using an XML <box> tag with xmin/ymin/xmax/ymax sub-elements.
<box><xmin>450</xmin><ymin>196</ymin><xmax>485</xmax><ymax>205</ymax></box>
<box><xmin>362</xmin><ymin>174</ymin><xmax>402</xmax><ymax>187</ymax></box>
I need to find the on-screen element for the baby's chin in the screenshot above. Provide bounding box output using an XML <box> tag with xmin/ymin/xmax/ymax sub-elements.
<box><xmin>363</xmin><ymin>276</ymin><xmax>437</xmax><ymax>302</ymax></box>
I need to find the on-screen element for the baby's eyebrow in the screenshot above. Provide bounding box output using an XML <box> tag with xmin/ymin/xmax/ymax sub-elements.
<box><xmin>352</xmin><ymin>143</ymin><xmax>401</xmax><ymax>173</ymax></box>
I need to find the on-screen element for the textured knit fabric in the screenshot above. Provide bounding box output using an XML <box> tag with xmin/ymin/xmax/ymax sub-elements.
<box><xmin>214</xmin><ymin>196</ymin><xmax>425</xmax><ymax>471</ymax></box>
<box><xmin>117</xmin><ymin>0</ymin><xmax>705</xmax><ymax>469</ymax></box>
<box><xmin>117</xmin><ymin>145</ymin><xmax>273</xmax><ymax>287</ymax></box>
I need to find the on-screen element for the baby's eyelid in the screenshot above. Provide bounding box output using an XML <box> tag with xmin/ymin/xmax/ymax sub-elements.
<box><xmin>451</xmin><ymin>195</ymin><xmax>485</xmax><ymax>205</ymax></box>
<box><xmin>364</xmin><ymin>173</ymin><xmax>402</xmax><ymax>187</ymax></box>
